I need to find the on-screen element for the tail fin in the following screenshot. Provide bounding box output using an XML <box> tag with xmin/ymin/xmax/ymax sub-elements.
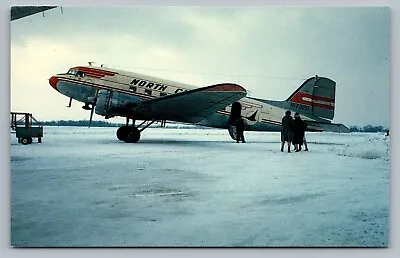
<box><xmin>286</xmin><ymin>75</ymin><xmax>336</xmax><ymax>120</ymax></box>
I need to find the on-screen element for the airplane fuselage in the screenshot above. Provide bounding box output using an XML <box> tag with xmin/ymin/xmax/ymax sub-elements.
<box><xmin>49</xmin><ymin>65</ymin><xmax>333</xmax><ymax>133</ymax></box>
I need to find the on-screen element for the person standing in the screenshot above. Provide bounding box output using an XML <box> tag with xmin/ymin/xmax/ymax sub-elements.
<box><xmin>280</xmin><ymin>110</ymin><xmax>294</xmax><ymax>152</ymax></box>
<box><xmin>235</xmin><ymin>116</ymin><xmax>246</xmax><ymax>143</ymax></box>
<box><xmin>293</xmin><ymin>112</ymin><xmax>307</xmax><ymax>152</ymax></box>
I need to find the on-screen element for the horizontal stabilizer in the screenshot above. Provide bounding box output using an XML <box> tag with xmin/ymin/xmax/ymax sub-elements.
<box><xmin>306</xmin><ymin>121</ymin><xmax>350</xmax><ymax>133</ymax></box>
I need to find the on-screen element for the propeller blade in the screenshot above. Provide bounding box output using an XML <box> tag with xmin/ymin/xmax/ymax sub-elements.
<box><xmin>67</xmin><ymin>97</ymin><xmax>72</xmax><ymax>107</ymax></box>
<box><xmin>89</xmin><ymin>104</ymin><xmax>95</xmax><ymax>128</ymax></box>
<box><xmin>88</xmin><ymin>89</ymin><xmax>99</xmax><ymax>128</ymax></box>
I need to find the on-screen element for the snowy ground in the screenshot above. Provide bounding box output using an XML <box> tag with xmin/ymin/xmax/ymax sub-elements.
<box><xmin>10</xmin><ymin>127</ymin><xmax>389</xmax><ymax>247</ymax></box>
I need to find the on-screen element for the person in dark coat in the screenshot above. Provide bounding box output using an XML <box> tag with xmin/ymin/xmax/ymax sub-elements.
<box><xmin>235</xmin><ymin>116</ymin><xmax>246</xmax><ymax>143</ymax></box>
<box><xmin>280</xmin><ymin>110</ymin><xmax>293</xmax><ymax>152</ymax></box>
<box><xmin>293</xmin><ymin>112</ymin><xmax>307</xmax><ymax>152</ymax></box>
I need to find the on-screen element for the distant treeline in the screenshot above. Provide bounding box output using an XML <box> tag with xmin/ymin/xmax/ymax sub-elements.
<box><xmin>35</xmin><ymin>120</ymin><xmax>207</xmax><ymax>129</ymax></box>
<box><xmin>349</xmin><ymin>125</ymin><xmax>389</xmax><ymax>133</ymax></box>
<box><xmin>39</xmin><ymin>120</ymin><xmax>123</xmax><ymax>127</ymax></box>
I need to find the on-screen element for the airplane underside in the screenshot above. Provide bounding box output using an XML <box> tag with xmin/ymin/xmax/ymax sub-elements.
<box><xmin>111</xmin><ymin>109</ymin><xmax>285</xmax><ymax>143</ymax></box>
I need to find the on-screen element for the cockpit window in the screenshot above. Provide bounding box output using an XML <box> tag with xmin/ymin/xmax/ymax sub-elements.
<box><xmin>67</xmin><ymin>69</ymin><xmax>85</xmax><ymax>77</ymax></box>
<box><xmin>67</xmin><ymin>69</ymin><xmax>78</xmax><ymax>75</ymax></box>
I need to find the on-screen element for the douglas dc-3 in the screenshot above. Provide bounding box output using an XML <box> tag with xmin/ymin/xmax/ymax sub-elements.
<box><xmin>48</xmin><ymin>63</ymin><xmax>350</xmax><ymax>143</ymax></box>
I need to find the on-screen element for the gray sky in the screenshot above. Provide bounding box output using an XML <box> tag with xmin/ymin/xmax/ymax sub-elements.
<box><xmin>10</xmin><ymin>6</ymin><xmax>390</xmax><ymax>127</ymax></box>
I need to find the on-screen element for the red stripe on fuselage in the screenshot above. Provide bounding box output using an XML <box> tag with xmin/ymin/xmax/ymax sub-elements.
<box><xmin>72</xmin><ymin>66</ymin><xmax>117</xmax><ymax>78</ymax></box>
<box><xmin>83</xmin><ymin>73</ymin><xmax>103</xmax><ymax>78</ymax></box>
<box><xmin>290</xmin><ymin>92</ymin><xmax>334</xmax><ymax>110</ymax></box>
<box><xmin>290</xmin><ymin>92</ymin><xmax>334</xmax><ymax>103</ymax></box>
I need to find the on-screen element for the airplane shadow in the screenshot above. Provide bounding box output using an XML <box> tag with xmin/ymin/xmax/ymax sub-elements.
<box><xmin>97</xmin><ymin>138</ymin><xmax>238</xmax><ymax>147</ymax></box>
<box><xmin>249</xmin><ymin>141</ymin><xmax>345</xmax><ymax>146</ymax></box>
<box><xmin>134</xmin><ymin>139</ymin><xmax>232</xmax><ymax>146</ymax></box>
<box><xmin>97</xmin><ymin>138</ymin><xmax>345</xmax><ymax>146</ymax></box>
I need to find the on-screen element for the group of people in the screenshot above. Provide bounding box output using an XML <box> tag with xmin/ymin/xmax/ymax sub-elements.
<box><xmin>280</xmin><ymin>110</ymin><xmax>308</xmax><ymax>153</ymax></box>
<box><xmin>233</xmin><ymin>110</ymin><xmax>309</xmax><ymax>152</ymax></box>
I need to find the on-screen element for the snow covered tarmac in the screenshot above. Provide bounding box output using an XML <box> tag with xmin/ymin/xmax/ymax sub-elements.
<box><xmin>10</xmin><ymin>127</ymin><xmax>389</xmax><ymax>247</ymax></box>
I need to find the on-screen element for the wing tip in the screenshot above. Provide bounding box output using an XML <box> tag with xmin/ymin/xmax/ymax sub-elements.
<box><xmin>205</xmin><ymin>83</ymin><xmax>247</xmax><ymax>93</ymax></box>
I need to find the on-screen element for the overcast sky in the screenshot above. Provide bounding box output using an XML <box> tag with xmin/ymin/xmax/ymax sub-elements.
<box><xmin>10</xmin><ymin>6</ymin><xmax>389</xmax><ymax>127</ymax></box>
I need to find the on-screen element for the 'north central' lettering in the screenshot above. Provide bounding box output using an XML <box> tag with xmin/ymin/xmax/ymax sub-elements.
<box><xmin>130</xmin><ymin>78</ymin><xmax>169</xmax><ymax>92</ymax></box>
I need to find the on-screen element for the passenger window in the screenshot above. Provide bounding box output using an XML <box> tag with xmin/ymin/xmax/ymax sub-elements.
<box><xmin>145</xmin><ymin>89</ymin><xmax>152</xmax><ymax>95</ymax></box>
<box><xmin>160</xmin><ymin>92</ymin><xmax>167</xmax><ymax>97</ymax></box>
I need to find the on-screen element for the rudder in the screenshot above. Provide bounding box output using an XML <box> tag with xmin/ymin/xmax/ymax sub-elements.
<box><xmin>286</xmin><ymin>75</ymin><xmax>336</xmax><ymax>120</ymax></box>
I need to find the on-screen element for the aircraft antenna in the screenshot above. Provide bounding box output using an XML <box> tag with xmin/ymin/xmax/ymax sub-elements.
<box><xmin>104</xmin><ymin>64</ymin><xmax>307</xmax><ymax>81</ymax></box>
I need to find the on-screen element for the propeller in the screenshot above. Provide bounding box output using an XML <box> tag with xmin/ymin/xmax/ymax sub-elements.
<box><xmin>88</xmin><ymin>89</ymin><xmax>99</xmax><ymax>128</ymax></box>
<box><xmin>89</xmin><ymin>104</ymin><xmax>95</xmax><ymax>128</ymax></box>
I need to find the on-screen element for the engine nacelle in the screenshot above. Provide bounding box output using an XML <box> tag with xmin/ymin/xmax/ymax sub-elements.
<box><xmin>95</xmin><ymin>90</ymin><xmax>113</xmax><ymax>117</ymax></box>
<box><xmin>95</xmin><ymin>90</ymin><xmax>138</xmax><ymax>118</ymax></box>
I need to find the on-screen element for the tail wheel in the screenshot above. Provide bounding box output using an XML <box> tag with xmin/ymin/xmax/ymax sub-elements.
<box><xmin>124</xmin><ymin>126</ymin><xmax>141</xmax><ymax>143</ymax></box>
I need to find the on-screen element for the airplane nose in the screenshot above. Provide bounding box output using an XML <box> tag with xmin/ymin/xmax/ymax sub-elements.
<box><xmin>49</xmin><ymin>76</ymin><xmax>59</xmax><ymax>90</ymax></box>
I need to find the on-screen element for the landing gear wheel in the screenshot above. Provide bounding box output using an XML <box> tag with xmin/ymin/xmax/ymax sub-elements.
<box><xmin>27</xmin><ymin>137</ymin><xmax>33</xmax><ymax>144</ymax></box>
<box><xmin>21</xmin><ymin>138</ymin><xmax>30</xmax><ymax>145</ymax></box>
<box><xmin>116</xmin><ymin>126</ymin><xmax>129</xmax><ymax>141</ymax></box>
<box><xmin>124</xmin><ymin>126</ymin><xmax>141</xmax><ymax>143</ymax></box>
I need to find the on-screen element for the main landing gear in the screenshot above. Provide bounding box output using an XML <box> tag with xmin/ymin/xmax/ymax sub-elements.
<box><xmin>117</xmin><ymin>126</ymin><xmax>140</xmax><ymax>143</ymax></box>
<box><xmin>116</xmin><ymin>118</ymin><xmax>157</xmax><ymax>143</ymax></box>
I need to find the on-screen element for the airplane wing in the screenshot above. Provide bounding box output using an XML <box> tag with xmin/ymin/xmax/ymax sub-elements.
<box><xmin>134</xmin><ymin>83</ymin><xmax>247</xmax><ymax>123</ymax></box>
<box><xmin>11</xmin><ymin>6</ymin><xmax>57</xmax><ymax>21</ymax></box>
<box><xmin>306</xmin><ymin>121</ymin><xmax>350</xmax><ymax>133</ymax></box>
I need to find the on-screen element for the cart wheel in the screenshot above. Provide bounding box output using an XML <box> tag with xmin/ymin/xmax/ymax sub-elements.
<box><xmin>38</xmin><ymin>137</ymin><xmax>42</xmax><ymax>143</ymax></box>
<box><xmin>21</xmin><ymin>138</ymin><xmax>29</xmax><ymax>145</ymax></box>
<box><xmin>27</xmin><ymin>137</ymin><xmax>33</xmax><ymax>144</ymax></box>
